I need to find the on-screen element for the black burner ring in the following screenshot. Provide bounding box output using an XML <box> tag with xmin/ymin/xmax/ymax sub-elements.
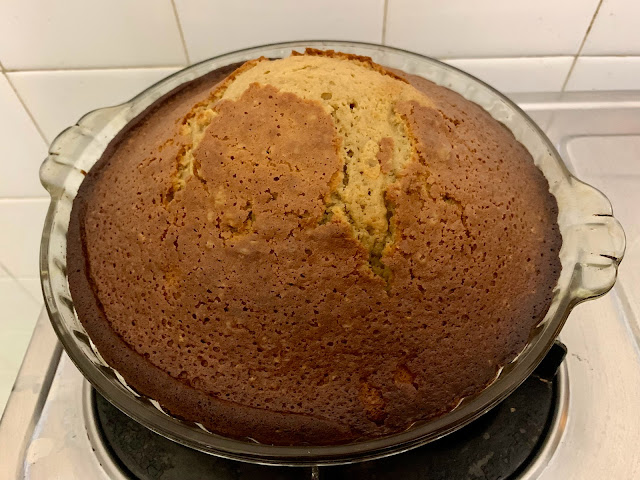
<box><xmin>94</xmin><ymin>343</ymin><xmax>565</xmax><ymax>479</ymax></box>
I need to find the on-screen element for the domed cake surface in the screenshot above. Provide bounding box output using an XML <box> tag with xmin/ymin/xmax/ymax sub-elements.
<box><xmin>68</xmin><ymin>49</ymin><xmax>561</xmax><ymax>445</ymax></box>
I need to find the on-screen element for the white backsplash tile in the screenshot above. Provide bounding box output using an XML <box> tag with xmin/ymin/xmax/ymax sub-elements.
<box><xmin>565</xmin><ymin>56</ymin><xmax>640</xmax><ymax>91</ymax></box>
<box><xmin>0</xmin><ymin>199</ymin><xmax>49</xmax><ymax>279</ymax></box>
<box><xmin>445</xmin><ymin>57</ymin><xmax>573</xmax><ymax>93</ymax></box>
<box><xmin>19</xmin><ymin>278</ymin><xmax>43</xmax><ymax>305</ymax></box>
<box><xmin>386</xmin><ymin>0</ymin><xmax>600</xmax><ymax>58</ymax></box>
<box><xmin>0</xmin><ymin>372</ymin><xmax>11</xmax><ymax>416</ymax></box>
<box><xmin>0</xmin><ymin>278</ymin><xmax>41</xmax><ymax>415</ymax></box>
<box><xmin>174</xmin><ymin>0</ymin><xmax>385</xmax><ymax>64</ymax></box>
<box><xmin>0</xmin><ymin>75</ymin><xmax>48</xmax><ymax>198</ymax></box>
<box><xmin>0</xmin><ymin>0</ymin><xmax>186</xmax><ymax>70</ymax></box>
<box><xmin>582</xmin><ymin>0</ymin><xmax>640</xmax><ymax>55</ymax></box>
<box><xmin>8</xmin><ymin>68</ymin><xmax>181</xmax><ymax>143</ymax></box>
<box><xmin>0</xmin><ymin>280</ymin><xmax>40</xmax><ymax>351</ymax></box>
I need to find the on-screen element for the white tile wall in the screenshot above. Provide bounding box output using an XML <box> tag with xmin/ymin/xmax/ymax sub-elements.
<box><xmin>582</xmin><ymin>0</ymin><xmax>640</xmax><ymax>55</ymax></box>
<box><xmin>0</xmin><ymin>199</ymin><xmax>49</xmax><ymax>279</ymax></box>
<box><xmin>565</xmin><ymin>56</ymin><xmax>640</xmax><ymax>91</ymax></box>
<box><xmin>174</xmin><ymin>0</ymin><xmax>385</xmax><ymax>63</ymax></box>
<box><xmin>0</xmin><ymin>75</ymin><xmax>48</xmax><ymax>198</ymax></box>
<box><xmin>0</xmin><ymin>0</ymin><xmax>186</xmax><ymax>69</ymax></box>
<box><xmin>0</xmin><ymin>0</ymin><xmax>639</xmax><ymax>417</ymax></box>
<box><xmin>385</xmin><ymin>0</ymin><xmax>600</xmax><ymax>58</ymax></box>
<box><xmin>445</xmin><ymin>57</ymin><xmax>574</xmax><ymax>93</ymax></box>
<box><xmin>9</xmin><ymin>68</ymin><xmax>182</xmax><ymax>142</ymax></box>
<box><xmin>0</xmin><ymin>279</ymin><xmax>41</xmax><ymax>414</ymax></box>
<box><xmin>19</xmin><ymin>278</ymin><xmax>43</xmax><ymax>305</ymax></box>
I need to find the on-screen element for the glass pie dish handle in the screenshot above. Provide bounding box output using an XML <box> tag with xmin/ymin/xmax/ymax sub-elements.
<box><xmin>561</xmin><ymin>176</ymin><xmax>625</xmax><ymax>303</ymax></box>
<box><xmin>40</xmin><ymin>103</ymin><xmax>131</xmax><ymax>196</ymax></box>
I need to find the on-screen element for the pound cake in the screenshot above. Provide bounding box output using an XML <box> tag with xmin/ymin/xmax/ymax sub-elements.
<box><xmin>68</xmin><ymin>49</ymin><xmax>561</xmax><ymax>445</ymax></box>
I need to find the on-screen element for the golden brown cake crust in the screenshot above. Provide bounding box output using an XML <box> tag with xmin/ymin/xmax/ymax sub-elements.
<box><xmin>67</xmin><ymin>51</ymin><xmax>561</xmax><ymax>445</ymax></box>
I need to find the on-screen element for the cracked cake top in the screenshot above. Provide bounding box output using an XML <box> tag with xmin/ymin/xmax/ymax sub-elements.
<box><xmin>67</xmin><ymin>50</ymin><xmax>561</xmax><ymax>445</ymax></box>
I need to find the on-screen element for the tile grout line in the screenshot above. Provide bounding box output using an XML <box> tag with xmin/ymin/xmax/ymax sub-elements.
<box><xmin>577</xmin><ymin>54</ymin><xmax>640</xmax><ymax>58</ymax></box>
<box><xmin>3</xmin><ymin>54</ymin><xmax>624</xmax><ymax>75</ymax></box>
<box><xmin>171</xmin><ymin>0</ymin><xmax>191</xmax><ymax>65</ymax></box>
<box><xmin>4</xmin><ymin>75</ymin><xmax>49</xmax><ymax>145</ymax></box>
<box><xmin>439</xmin><ymin>55</ymin><xmax>575</xmax><ymax>62</ymax></box>
<box><xmin>561</xmin><ymin>0</ymin><xmax>604</xmax><ymax>92</ymax></box>
<box><xmin>381</xmin><ymin>0</ymin><xmax>390</xmax><ymax>45</ymax></box>
<box><xmin>0</xmin><ymin>197</ymin><xmax>49</xmax><ymax>202</ymax></box>
<box><xmin>3</xmin><ymin>64</ymin><xmax>186</xmax><ymax>73</ymax></box>
<box><xmin>0</xmin><ymin>263</ymin><xmax>12</xmax><ymax>279</ymax></box>
<box><xmin>0</xmin><ymin>263</ymin><xmax>42</xmax><ymax>306</ymax></box>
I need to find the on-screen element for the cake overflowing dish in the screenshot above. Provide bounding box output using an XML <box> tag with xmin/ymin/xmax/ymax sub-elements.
<box><xmin>67</xmin><ymin>49</ymin><xmax>561</xmax><ymax>445</ymax></box>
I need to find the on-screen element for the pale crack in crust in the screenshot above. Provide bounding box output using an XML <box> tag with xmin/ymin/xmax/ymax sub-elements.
<box><xmin>167</xmin><ymin>50</ymin><xmax>438</xmax><ymax>284</ymax></box>
<box><xmin>161</xmin><ymin>51</ymin><xmax>475</xmax><ymax>291</ymax></box>
<box><xmin>161</xmin><ymin>52</ymin><xmax>479</xmax><ymax>291</ymax></box>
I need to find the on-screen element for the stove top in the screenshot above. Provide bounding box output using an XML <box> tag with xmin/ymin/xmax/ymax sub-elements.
<box><xmin>93</xmin><ymin>343</ymin><xmax>565</xmax><ymax>479</ymax></box>
<box><xmin>2</xmin><ymin>91</ymin><xmax>640</xmax><ymax>479</ymax></box>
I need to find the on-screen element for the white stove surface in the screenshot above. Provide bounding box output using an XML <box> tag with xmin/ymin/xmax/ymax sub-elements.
<box><xmin>1</xmin><ymin>91</ymin><xmax>639</xmax><ymax>479</ymax></box>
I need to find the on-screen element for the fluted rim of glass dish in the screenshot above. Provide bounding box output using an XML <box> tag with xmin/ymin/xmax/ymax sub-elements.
<box><xmin>39</xmin><ymin>41</ymin><xmax>625</xmax><ymax>466</ymax></box>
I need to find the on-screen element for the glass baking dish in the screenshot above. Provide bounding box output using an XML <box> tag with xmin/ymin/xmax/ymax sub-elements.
<box><xmin>39</xmin><ymin>41</ymin><xmax>625</xmax><ymax>465</ymax></box>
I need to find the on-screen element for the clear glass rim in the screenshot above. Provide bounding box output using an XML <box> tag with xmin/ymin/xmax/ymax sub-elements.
<box><xmin>39</xmin><ymin>40</ymin><xmax>625</xmax><ymax>465</ymax></box>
